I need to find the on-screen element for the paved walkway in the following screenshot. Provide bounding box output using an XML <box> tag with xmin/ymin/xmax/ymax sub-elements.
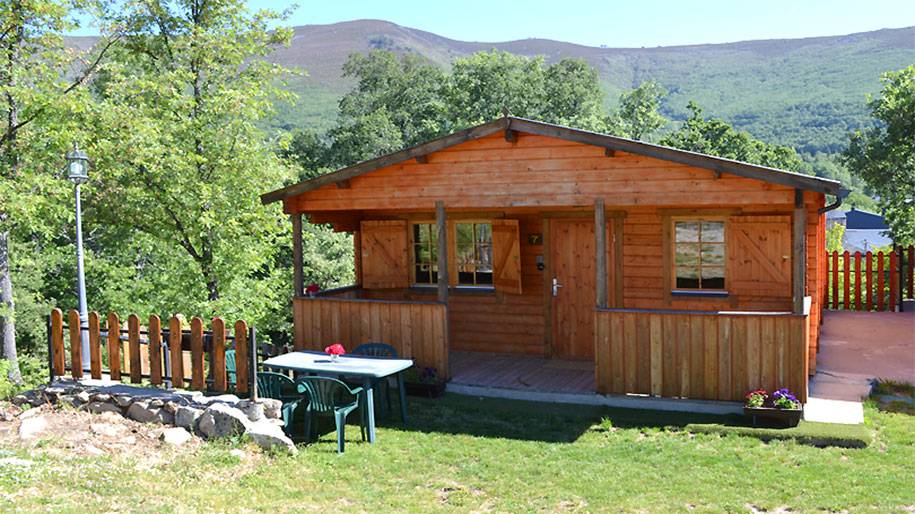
<box><xmin>806</xmin><ymin>305</ymin><xmax>914</xmax><ymax>424</ymax></box>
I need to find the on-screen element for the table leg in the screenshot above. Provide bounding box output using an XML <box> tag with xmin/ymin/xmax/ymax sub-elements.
<box><xmin>363</xmin><ymin>377</ymin><xmax>376</xmax><ymax>443</ymax></box>
<box><xmin>397</xmin><ymin>372</ymin><xmax>407</xmax><ymax>425</ymax></box>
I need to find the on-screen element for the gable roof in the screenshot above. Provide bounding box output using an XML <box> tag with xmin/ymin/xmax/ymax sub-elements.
<box><xmin>261</xmin><ymin>116</ymin><xmax>842</xmax><ymax>204</ymax></box>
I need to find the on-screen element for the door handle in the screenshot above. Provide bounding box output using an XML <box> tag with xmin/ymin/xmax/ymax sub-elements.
<box><xmin>552</xmin><ymin>278</ymin><xmax>563</xmax><ymax>297</ymax></box>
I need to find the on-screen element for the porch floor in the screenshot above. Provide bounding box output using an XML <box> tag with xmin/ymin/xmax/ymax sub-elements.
<box><xmin>450</xmin><ymin>351</ymin><xmax>595</xmax><ymax>394</ymax></box>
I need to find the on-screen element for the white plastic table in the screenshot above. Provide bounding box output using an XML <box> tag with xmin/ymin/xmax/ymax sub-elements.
<box><xmin>261</xmin><ymin>351</ymin><xmax>413</xmax><ymax>443</ymax></box>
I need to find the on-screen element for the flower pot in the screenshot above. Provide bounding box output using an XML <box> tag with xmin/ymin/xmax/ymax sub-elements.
<box><xmin>743</xmin><ymin>406</ymin><xmax>802</xmax><ymax>428</ymax></box>
<box><xmin>404</xmin><ymin>381</ymin><xmax>446</xmax><ymax>398</ymax></box>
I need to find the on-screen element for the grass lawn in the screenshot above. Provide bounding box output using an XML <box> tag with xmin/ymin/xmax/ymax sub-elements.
<box><xmin>1</xmin><ymin>394</ymin><xmax>913</xmax><ymax>512</ymax></box>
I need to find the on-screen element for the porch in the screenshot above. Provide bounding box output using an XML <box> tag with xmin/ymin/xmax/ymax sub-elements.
<box><xmin>450</xmin><ymin>351</ymin><xmax>595</xmax><ymax>394</ymax></box>
<box><xmin>292</xmin><ymin>288</ymin><xmax>812</xmax><ymax>403</ymax></box>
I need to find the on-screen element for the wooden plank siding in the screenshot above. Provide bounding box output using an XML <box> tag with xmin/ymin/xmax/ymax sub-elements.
<box><xmin>292</xmin><ymin>297</ymin><xmax>449</xmax><ymax>379</ymax></box>
<box><xmin>284</xmin><ymin>134</ymin><xmax>799</xmax><ymax>213</ymax></box>
<box><xmin>595</xmin><ymin>308</ymin><xmax>809</xmax><ymax>402</ymax></box>
<box><xmin>284</xmin><ymin>130</ymin><xmax>829</xmax><ymax>387</ymax></box>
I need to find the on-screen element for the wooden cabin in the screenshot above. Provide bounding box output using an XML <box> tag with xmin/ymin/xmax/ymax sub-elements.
<box><xmin>262</xmin><ymin>117</ymin><xmax>842</xmax><ymax>403</ymax></box>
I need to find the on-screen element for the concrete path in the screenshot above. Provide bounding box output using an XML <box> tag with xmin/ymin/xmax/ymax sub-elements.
<box><xmin>805</xmin><ymin>306</ymin><xmax>914</xmax><ymax>424</ymax></box>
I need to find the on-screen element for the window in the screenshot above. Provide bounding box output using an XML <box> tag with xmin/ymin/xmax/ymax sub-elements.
<box><xmin>674</xmin><ymin>220</ymin><xmax>725</xmax><ymax>290</ymax></box>
<box><xmin>455</xmin><ymin>222</ymin><xmax>493</xmax><ymax>286</ymax></box>
<box><xmin>412</xmin><ymin>223</ymin><xmax>438</xmax><ymax>285</ymax></box>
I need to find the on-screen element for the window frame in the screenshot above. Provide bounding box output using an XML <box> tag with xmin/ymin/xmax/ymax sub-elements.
<box><xmin>409</xmin><ymin>221</ymin><xmax>439</xmax><ymax>287</ymax></box>
<box><xmin>452</xmin><ymin>219</ymin><xmax>495</xmax><ymax>290</ymax></box>
<box><xmin>669</xmin><ymin>216</ymin><xmax>728</xmax><ymax>294</ymax></box>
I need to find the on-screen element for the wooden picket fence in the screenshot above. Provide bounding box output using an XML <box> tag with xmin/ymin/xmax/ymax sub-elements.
<box><xmin>825</xmin><ymin>245</ymin><xmax>914</xmax><ymax>311</ymax></box>
<box><xmin>48</xmin><ymin>308</ymin><xmax>256</xmax><ymax>394</ymax></box>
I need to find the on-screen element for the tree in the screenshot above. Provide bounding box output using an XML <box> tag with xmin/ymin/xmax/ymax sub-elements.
<box><xmin>844</xmin><ymin>66</ymin><xmax>915</xmax><ymax>244</ymax></box>
<box><xmin>0</xmin><ymin>0</ymin><xmax>114</xmax><ymax>383</ymax></box>
<box><xmin>610</xmin><ymin>80</ymin><xmax>668</xmax><ymax>141</ymax></box>
<box><xmin>286</xmin><ymin>50</ymin><xmax>611</xmax><ymax>173</ymax></box>
<box><xmin>89</xmin><ymin>0</ymin><xmax>296</xmax><ymax>324</ymax></box>
<box><xmin>661</xmin><ymin>102</ymin><xmax>807</xmax><ymax>172</ymax></box>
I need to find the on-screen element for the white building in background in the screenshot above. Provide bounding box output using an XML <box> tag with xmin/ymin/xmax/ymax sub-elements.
<box><xmin>826</xmin><ymin>208</ymin><xmax>894</xmax><ymax>253</ymax></box>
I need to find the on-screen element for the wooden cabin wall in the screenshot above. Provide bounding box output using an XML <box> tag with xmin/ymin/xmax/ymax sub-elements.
<box><xmin>361</xmin><ymin>213</ymin><xmax>548</xmax><ymax>356</ymax></box>
<box><xmin>292</xmin><ymin>132</ymin><xmax>828</xmax><ymax>361</ymax></box>
<box><xmin>284</xmin><ymin>133</ymin><xmax>798</xmax><ymax>213</ymax></box>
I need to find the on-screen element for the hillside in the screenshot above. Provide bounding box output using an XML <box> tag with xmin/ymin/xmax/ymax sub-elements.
<box><xmin>70</xmin><ymin>20</ymin><xmax>915</xmax><ymax>154</ymax></box>
<box><xmin>266</xmin><ymin>20</ymin><xmax>915</xmax><ymax>155</ymax></box>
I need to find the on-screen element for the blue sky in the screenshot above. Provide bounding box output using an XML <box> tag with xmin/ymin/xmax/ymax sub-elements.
<box><xmin>72</xmin><ymin>1</ymin><xmax>914</xmax><ymax>47</ymax></box>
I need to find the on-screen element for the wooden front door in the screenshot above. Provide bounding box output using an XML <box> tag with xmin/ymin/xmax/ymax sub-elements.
<box><xmin>550</xmin><ymin>218</ymin><xmax>597</xmax><ymax>359</ymax></box>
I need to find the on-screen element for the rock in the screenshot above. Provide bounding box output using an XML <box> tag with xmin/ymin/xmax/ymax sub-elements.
<box><xmin>0</xmin><ymin>406</ymin><xmax>18</xmax><ymax>422</ymax></box>
<box><xmin>148</xmin><ymin>399</ymin><xmax>164</xmax><ymax>408</ymax></box>
<box><xmin>246</xmin><ymin>420</ymin><xmax>296</xmax><ymax>454</ymax></box>
<box><xmin>114</xmin><ymin>395</ymin><xmax>134</xmax><ymax>408</ymax></box>
<box><xmin>84</xmin><ymin>401</ymin><xmax>122</xmax><ymax>415</ymax></box>
<box><xmin>236</xmin><ymin>400</ymin><xmax>265</xmax><ymax>422</ymax></box>
<box><xmin>18</xmin><ymin>407</ymin><xmax>43</xmax><ymax>420</ymax></box>
<box><xmin>127</xmin><ymin>401</ymin><xmax>163</xmax><ymax>424</ymax></box>
<box><xmin>260</xmin><ymin>399</ymin><xmax>283</xmax><ymax>420</ymax></box>
<box><xmin>160</xmin><ymin>427</ymin><xmax>193</xmax><ymax>446</ymax></box>
<box><xmin>98</xmin><ymin>411</ymin><xmax>121</xmax><ymax>422</ymax></box>
<box><xmin>157</xmin><ymin>409</ymin><xmax>175</xmax><ymax>425</ymax></box>
<box><xmin>44</xmin><ymin>387</ymin><xmax>65</xmax><ymax>403</ymax></box>
<box><xmin>175</xmin><ymin>406</ymin><xmax>203</xmax><ymax>431</ymax></box>
<box><xmin>74</xmin><ymin>391</ymin><xmax>91</xmax><ymax>405</ymax></box>
<box><xmin>58</xmin><ymin>395</ymin><xmax>80</xmax><ymax>408</ymax></box>
<box><xmin>91</xmin><ymin>393</ymin><xmax>111</xmax><ymax>403</ymax></box>
<box><xmin>90</xmin><ymin>423</ymin><xmax>125</xmax><ymax>437</ymax></box>
<box><xmin>229</xmin><ymin>448</ymin><xmax>246</xmax><ymax>459</ymax></box>
<box><xmin>18</xmin><ymin>416</ymin><xmax>47</xmax><ymax>440</ymax></box>
<box><xmin>11</xmin><ymin>394</ymin><xmax>30</xmax><ymax>407</ymax></box>
<box><xmin>196</xmin><ymin>394</ymin><xmax>240</xmax><ymax>406</ymax></box>
<box><xmin>163</xmin><ymin>401</ymin><xmax>179</xmax><ymax>414</ymax></box>
<box><xmin>123</xmin><ymin>435</ymin><xmax>136</xmax><ymax>445</ymax></box>
<box><xmin>84</xmin><ymin>445</ymin><xmax>105</xmax><ymax>456</ymax></box>
<box><xmin>197</xmin><ymin>403</ymin><xmax>250</xmax><ymax>439</ymax></box>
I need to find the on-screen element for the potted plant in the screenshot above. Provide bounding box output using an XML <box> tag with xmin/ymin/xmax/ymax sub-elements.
<box><xmin>402</xmin><ymin>366</ymin><xmax>446</xmax><ymax>398</ymax></box>
<box><xmin>743</xmin><ymin>388</ymin><xmax>803</xmax><ymax>427</ymax></box>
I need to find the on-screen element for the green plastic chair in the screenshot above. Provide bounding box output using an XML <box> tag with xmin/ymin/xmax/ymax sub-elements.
<box><xmin>351</xmin><ymin>343</ymin><xmax>398</xmax><ymax>416</ymax></box>
<box><xmin>226</xmin><ymin>349</ymin><xmax>236</xmax><ymax>387</ymax></box>
<box><xmin>256</xmin><ymin>372</ymin><xmax>304</xmax><ymax>437</ymax></box>
<box><xmin>296</xmin><ymin>376</ymin><xmax>366</xmax><ymax>453</ymax></box>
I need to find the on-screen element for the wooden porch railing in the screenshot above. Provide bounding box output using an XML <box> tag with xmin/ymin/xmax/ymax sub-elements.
<box><xmin>595</xmin><ymin>306</ymin><xmax>809</xmax><ymax>403</ymax></box>
<box><xmin>293</xmin><ymin>295</ymin><xmax>449</xmax><ymax>379</ymax></box>
<box><xmin>48</xmin><ymin>308</ymin><xmax>254</xmax><ymax>394</ymax></box>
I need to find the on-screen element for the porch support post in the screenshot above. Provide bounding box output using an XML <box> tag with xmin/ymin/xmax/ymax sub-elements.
<box><xmin>435</xmin><ymin>201</ymin><xmax>449</xmax><ymax>303</ymax></box>
<box><xmin>292</xmin><ymin>213</ymin><xmax>304</xmax><ymax>297</ymax></box>
<box><xmin>595</xmin><ymin>198</ymin><xmax>608</xmax><ymax>308</ymax></box>
<box><xmin>792</xmin><ymin>189</ymin><xmax>807</xmax><ymax>314</ymax></box>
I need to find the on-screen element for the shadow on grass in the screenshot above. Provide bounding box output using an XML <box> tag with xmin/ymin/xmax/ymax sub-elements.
<box><xmin>371</xmin><ymin>393</ymin><xmax>741</xmax><ymax>443</ymax></box>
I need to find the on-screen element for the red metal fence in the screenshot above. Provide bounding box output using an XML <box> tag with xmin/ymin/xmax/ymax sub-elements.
<box><xmin>825</xmin><ymin>245</ymin><xmax>913</xmax><ymax>311</ymax></box>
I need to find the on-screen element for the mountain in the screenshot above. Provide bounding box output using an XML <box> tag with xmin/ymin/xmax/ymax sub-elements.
<box><xmin>70</xmin><ymin>20</ymin><xmax>915</xmax><ymax>155</ymax></box>
<box><xmin>266</xmin><ymin>20</ymin><xmax>915</xmax><ymax>155</ymax></box>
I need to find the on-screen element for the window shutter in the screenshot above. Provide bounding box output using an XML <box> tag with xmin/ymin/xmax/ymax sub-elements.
<box><xmin>492</xmin><ymin>219</ymin><xmax>522</xmax><ymax>294</ymax></box>
<box><xmin>727</xmin><ymin>215</ymin><xmax>791</xmax><ymax>298</ymax></box>
<box><xmin>360</xmin><ymin>220</ymin><xmax>410</xmax><ymax>289</ymax></box>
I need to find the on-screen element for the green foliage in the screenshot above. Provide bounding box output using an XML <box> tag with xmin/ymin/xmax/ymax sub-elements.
<box><xmin>286</xmin><ymin>50</ymin><xmax>614</xmax><ymax>172</ymax></box>
<box><xmin>660</xmin><ymin>102</ymin><xmax>808</xmax><ymax>172</ymax></box>
<box><xmin>81</xmin><ymin>0</ymin><xmax>297</xmax><ymax>332</ymax></box>
<box><xmin>826</xmin><ymin>223</ymin><xmax>846</xmax><ymax>253</ymax></box>
<box><xmin>608</xmin><ymin>80</ymin><xmax>668</xmax><ymax>141</ymax></box>
<box><xmin>844</xmin><ymin>66</ymin><xmax>915</xmax><ymax>245</ymax></box>
<box><xmin>0</xmin><ymin>355</ymin><xmax>45</xmax><ymax>398</ymax></box>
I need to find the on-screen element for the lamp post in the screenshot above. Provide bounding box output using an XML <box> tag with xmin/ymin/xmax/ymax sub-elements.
<box><xmin>66</xmin><ymin>143</ymin><xmax>91</xmax><ymax>372</ymax></box>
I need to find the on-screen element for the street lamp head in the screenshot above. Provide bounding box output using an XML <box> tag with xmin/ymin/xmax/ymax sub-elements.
<box><xmin>66</xmin><ymin>143</ymin><xmax>89</xmax><ymax>185</ymax></box>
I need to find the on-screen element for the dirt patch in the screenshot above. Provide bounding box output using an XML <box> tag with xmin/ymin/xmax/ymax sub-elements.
<box><xmin>0</xmin><ymin>401</ymin><xmax>201</xmax><ymax>462</ymax></box>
